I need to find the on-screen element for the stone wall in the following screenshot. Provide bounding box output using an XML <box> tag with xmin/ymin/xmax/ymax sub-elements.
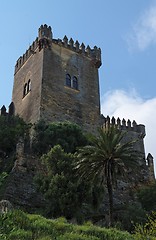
<box><xmin>12</xmin><ymin>24</ymin><xmax>101</xmax><ymax>132</ymax></box>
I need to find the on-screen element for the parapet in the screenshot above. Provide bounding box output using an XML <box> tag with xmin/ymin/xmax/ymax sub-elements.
<box><xmin>14</xmin><ymin>37</ymin><xmax>38</xmax><ymax>74</ymax></box>
<box><xmin>0</xmin><ymin>102</ymin><xmax>15</xmax><ymax>116</ymax></box>
<box><xmin>52</xmin><ymin>36</ymin><xmax>102</xmax><ymax>68</ymax></box>
<box><xmin>101</xmin><ymin>115</ymin><xmax>146</xmax><ymax>137</ymax></box>
<box><xmin>14</xmin><ymin>24</ymin><xmax>102</xmax><ymax>74</ymax></box>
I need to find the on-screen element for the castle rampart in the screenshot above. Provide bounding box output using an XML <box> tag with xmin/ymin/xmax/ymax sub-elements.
<box><xmin>101</xmin><ymin>115</ymin><xmax>145</xmax><ymax>137</ymax></box>
<box><xmin>14</xmin><ymin>24</ymin><xmax>102</xmax><ymax>74</ymax></box>
<box><xmin>15</xmin><ymin>38</ymin><xmax>38</xmax><ymax>74</ymax></box>
<box><xmin>0</xmin><ymin>102</ymin><xmax>15</xmax><ymax>116</ymax></box>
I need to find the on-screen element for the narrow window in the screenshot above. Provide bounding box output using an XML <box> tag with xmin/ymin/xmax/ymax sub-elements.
<box><xmin>72</xmin><ymin>76</ymin><xmax>78</xmax><ymax>90</ymax></box>
<box><xmin>66</xmin><ymin>74</ymin><xmax>71</xmax><ymax>87</ymax></box>
<box><xmin>23</xmin><ymin>83</ymin><xmax>27</xmax><ymax>97</ymax></box>
<box><xmin>27</xmin><ymin>79</ymin><xmax>31</xmax><ymax>92</ymax></box>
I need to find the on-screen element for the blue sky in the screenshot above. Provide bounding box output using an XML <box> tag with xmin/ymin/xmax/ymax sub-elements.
<box><xmin>0</xmin><ymin>0</ymin><xmax>156</xmax><ymax>170</ymax></box>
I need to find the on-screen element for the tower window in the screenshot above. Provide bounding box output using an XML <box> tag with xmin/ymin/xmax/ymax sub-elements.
<box><xmin>23</xmin><ymin>79</ymin><xmax>31</xmax><ymax>98</ymax></box>
<box><xmin>72</xmin><ymin>76</ymin><xmax>78</xmax><ymax>90</ymax></box>
<box><xmin>27</xmin><ymin>79</ymin><xmax>31</xmax><ymax>92</ymax></box>
<box><xmin>66</xmin><ymin>74</ymin><xmax>71</xmax><ymax>87</ymax></box>
<box><xmin>65</xmin><ymin>73</ymin><xmax>79</xmax><ymax>90</ymax></box>
<box><xmin>23</xmin><ymin>83</ymin><xmax>28</xmax><ymax>97</ymax></box>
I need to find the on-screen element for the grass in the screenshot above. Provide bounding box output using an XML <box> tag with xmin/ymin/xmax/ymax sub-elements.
<box><xmin>0</xmin><ymin>209</ymin><xmax>144</xmax><ymax>240</ymax></box>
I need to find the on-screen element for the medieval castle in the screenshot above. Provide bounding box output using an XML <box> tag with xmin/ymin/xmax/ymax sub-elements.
<box><xmin>0</xmin><ymin>24</ymin><xmax>155</xmax><ymax>182</ymax></box>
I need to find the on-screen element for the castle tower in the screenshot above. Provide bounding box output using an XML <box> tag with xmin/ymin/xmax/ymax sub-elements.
<box><xmin>12</xmin><ymin>24</ymin><xmax>102</xmax><ymax>131</ymax></box>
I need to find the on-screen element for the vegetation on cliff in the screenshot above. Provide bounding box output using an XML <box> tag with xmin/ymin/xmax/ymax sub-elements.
<box><xmin>0</xmin><ymin>116</ymin><xmax>156</xmax><ymax>236</ymax></box>
<box><xmin>74</xmin><ymin>125</ymin><xmax>141</xmax><ymax>226</ymax></box>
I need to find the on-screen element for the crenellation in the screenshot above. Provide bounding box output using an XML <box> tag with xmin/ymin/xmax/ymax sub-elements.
<box><xmin>14</xmin><ymin>25</ymin><xmax>102</xmax><ymax>73</ymax></box>
<box><xmin>69</xmin><ymin>38</ymin><xmax>74</xmax><ymax>49</ymax></box>
<box><xmin>132</xmin><ymin>120</ymin><xmax>137</xmax><ymax>131</ymax></box>
<box><xmin>8</xmin><ymin>102</ymin><xmax>15</xmax><ymax>116</ymax></box>
<box><xmin>0</xmin><ymin>102</ymin><xmax>15</xmax><ymax>116</ymax></box>
<box><xmin>14</xmin><ymin>37</ymin><xmax>39</xmax><ymax>74</ymax></box>
<box><xmin>102</xmin><ymin>115</ymin><xmax>145</xmax><ymax>136</ymax></box>
<box><xmin>111</xmin><ymin>116</ymin><xmax>115</xmax><ymax>125</ymax></box>
<box><xmin>122</xmin><ymin>118</ymin><xmax>126</xmax><ymax>128</ymax></box>
<box><xmin>127</xmin><ymin>119</ymin><xmax>131</xmax><ymax>129</ymax></box>
<box><xmin>86</xmin><ymin>45</ymin><xmax>91</xmax><ymax>55</ymax></box>
<box><xmin>75</xmin><ymin>40</ymin><xmax>80</xmax><ymax>51</ymax></box>
<box><xmin>58</xmin><ymin>38</ymin><xmax>63</xmax><ymax>46</ymax></box>
<box><xmin>63</xmin><ymin>35</ymin><xmax>68</xmax><ymax>47</ymax></box>
<box><xmin>146</xmin><ymin>153</ymin><xmax>155</xmax><ymax>182</ymax></box>
<box><xmin>1</xmin><ymin>105</ymin><xmax>7</xmax><ymax>116</ymax></box>
<box><xmin>52</xmin><ymin>34</ymin><xmax>101</xmax><ymax>66</ymax></box>
<box><xmin>80</xmin><ymin>42</ymin><xmax>85</xmax><ymax>53</ymax></box>
<box><xmin>117</xmin><ymin>117</ymin><xmax>121</xmax><ymax>126</ymax></box>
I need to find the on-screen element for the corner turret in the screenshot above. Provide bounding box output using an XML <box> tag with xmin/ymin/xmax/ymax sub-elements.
<box><xmin>38</xmin><ymin>24</ymin><xmax>52</xmax><ymax>40</ymax></box>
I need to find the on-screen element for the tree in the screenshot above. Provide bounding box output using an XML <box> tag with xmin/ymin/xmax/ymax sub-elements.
<box><xmin>35</xmin><ymin>145</ymin><xmax>103</xmax><ymax>221</ymax></box>
<box><xmin>74</xmin><ymin>125</ymin><xmax>140</xmax><ymax>226</ymax></box>
<box><xmin>0</xmin><ymin>115</ymin><xmax>29</xmax><ymax>156</ymax></box>
<box><xmin>137</xmin><ymin>182</ymin><xmax>156</xmax><ymax>212</ymax></box>
<box><xmin>32</xmin><ymin>120</ymin><xmax>88</xmax><ymax>155</ymax></box>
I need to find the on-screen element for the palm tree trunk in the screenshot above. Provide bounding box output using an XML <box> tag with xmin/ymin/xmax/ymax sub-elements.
<box><xmin>107</xmin><ymin>168</ymin><xmax>113</xmax><ymax>227</ymax></box>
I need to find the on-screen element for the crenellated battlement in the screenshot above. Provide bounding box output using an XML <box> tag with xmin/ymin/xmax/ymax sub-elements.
<box><xmin>101</xmin><ymin>115</ymin><xmax>146</xmax><ymax>137</ymax></box>
<box><xmin>14</xmin><ymin>24</ymin><xmax>102</xmax><ymax>74</ymax></box>
<box><xmin>0</xmin><ymin>102</ymin><xmax>15</xmax><ymax>116</ymax></box>
<box><xmin>15</xmin><ymin>37</ymin><xmax>38</xmax><ymax>74</ymax></box>
<box><xmin>52</xmin><ymin>36</ymin><xmax>102</xmax><ymax>68</ymax></box>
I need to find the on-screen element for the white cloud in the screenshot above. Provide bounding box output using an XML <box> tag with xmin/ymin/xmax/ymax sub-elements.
<box><xmin>101</xmin><ymin>89</ymin><xmax>156</xmax><ymax>171</ymax></box>
<box><xmin>127</xmin><ymin>3</ymin><xmax>156</xmax><ymax>51</ymax></box>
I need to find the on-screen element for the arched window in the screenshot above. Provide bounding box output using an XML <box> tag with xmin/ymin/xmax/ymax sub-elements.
<box><xmin>72</xmin><ymin>76</ymin><xmax>78</xmax><ymax>90</ymax></box>
<box><xmin>66</xmin><ymin>74</ymin><xmax>71</xmax><ymax>87</ymax></box>
<box><xmin>23</xmin><ymin>83</ymin><xmax>27</xmax><ymax>97</ymax></box>
<box><xmin>27</xmin><ymin>79</ymin><xmax>31</xmax><ymax>92</ymax></box>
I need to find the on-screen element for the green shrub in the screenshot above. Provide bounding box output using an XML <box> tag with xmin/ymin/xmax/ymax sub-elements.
<box><xmin>0</xmin><ymin>234</ymin><xmax>7</xmax><ymax>240</ymax></box>
<box><xmin>8</xmin><ymin>229</ymin><xmax>32</xmax><ymax>240</ymax></box>
<box><xmin>32</xmin><ymin>121</ymin><xmax>87</xmax><ymax>155</ymax></box>
<box><xmin>0</xmin><ymin>210</ymin><xmax>137</xmax><ymax>240</ymax></box>
<box><xmin>57</xmin><ymin>232</ymin><xmax>99</xmax><ymax>240</ymax></box>
<box><xmin>75</xmin><ymin>225</ymin><xmax>134</xmax><ymax>240</ymax></box>
<box><xmin>0</xmin><ymin>210</ymin><xmax>31</xmax><ymax>237</ymax></box>
<box><xmin>37</xmin><ymin>237</ymin><xmax>52</xmax><ymax>240</ymax></box>
<box><xmin>52</xmin><ymin>219</ymin><xmax>73</xmax><ymax>235</ymax></box>
<box><xmin>134</xmin><ymin>212</ymin><xmax>156</xmax><ymax>240</ymax></box>
<box><xmin>137</xmin><ymin>183</ymin><xmax>156</xmax><ymax>212</ymax></box>
<box><xmin>30</xmin><ymin>218</ymin><xmax>56</xmax><ymax>237</ymax></box>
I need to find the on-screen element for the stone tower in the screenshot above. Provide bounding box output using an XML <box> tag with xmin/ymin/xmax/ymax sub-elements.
<box><xmin>12</xmin><ymin>24</ymin><xmax>102</xmax><ymax>132</ymax></box>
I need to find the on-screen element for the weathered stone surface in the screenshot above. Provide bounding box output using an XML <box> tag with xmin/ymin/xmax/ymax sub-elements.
<box><xmin>12</xmin><ymin>25</ymin><xmax>101</xmax><ymax>133</ymax></box>
<box><xmin>3</xmin><ymin>155</ymin><xmax>46</xmax><ymax>212</ymax></box>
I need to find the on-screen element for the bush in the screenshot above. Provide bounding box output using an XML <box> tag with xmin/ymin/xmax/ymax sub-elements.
<box><xmin>0</xmin><ymin>115</ymin><xmax>29</xmax><ymax>156</ymax></box>
<box><xmin>35</xmin><ymin>145</ymin><xmax>101</xmax><ymax>221</ymax></box>
<box><xmin>0</xmin><ymin>210</ymin><xmax>136</xmax><ymax>240</ymax></box>
<box><xmin>134</xmin><ymin>212</ymin><xmax>156</xmax><ymax>239</ymax></box>
<box><xmin>57</xmin><ymin>232</ymin><xmax>99</xmax><ymax>240</ymax></box>
<box><xmin>0</xmin><ymin>210</ymin><xmax>30</xmax><ymax>235</ymax></box>
<box><xmin>137</xmin><ymin>183</ymin><xmax>156</xmax><ymax>212</ymax></box>
<box><xmin>116</xmin><ymin>202</ymin><xmax>147</xmax><ymax>232</ymax></box>
<box><xmin>74</xmin><ymin>224</ymin><xmax>134</xmax><ymax>240</ymax></box>
<box><xmin>32</xmin><ymin>121</ymin><xmax>88</xmax><ymax>155</ymax></box>
<box><xmin>8</xmin><ymin>229</ymin><xmax>32</xmax><ymax>240</ymax></box>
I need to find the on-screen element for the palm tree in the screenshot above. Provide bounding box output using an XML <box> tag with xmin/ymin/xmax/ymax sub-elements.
<box><xmin>74</xmin><ymin>125</ymin><xmax>140</xmax><ymax>226</ymax></box>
